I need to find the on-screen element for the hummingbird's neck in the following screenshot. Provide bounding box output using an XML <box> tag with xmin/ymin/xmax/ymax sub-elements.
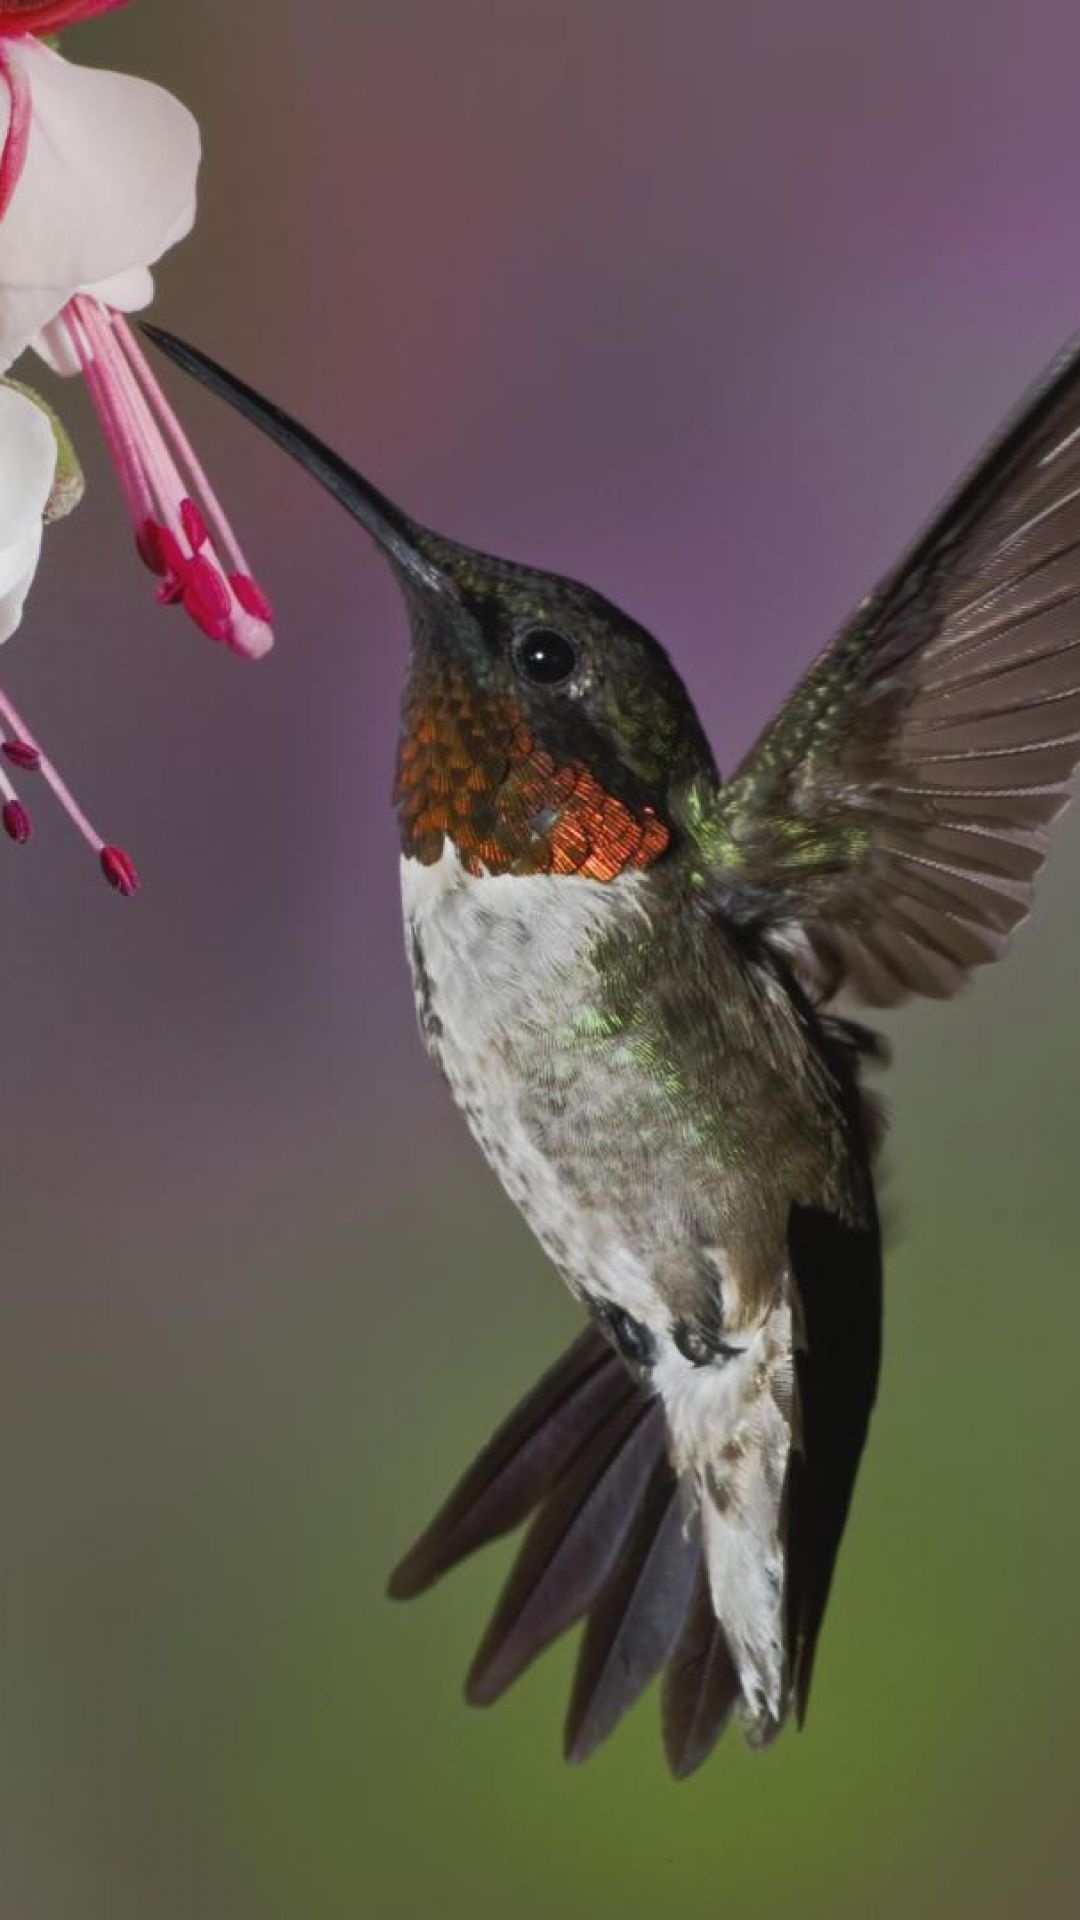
<box><xmin>394</xmin><ymin>653</ymin><xmax>670</xmax><ymax>881</ymax></box>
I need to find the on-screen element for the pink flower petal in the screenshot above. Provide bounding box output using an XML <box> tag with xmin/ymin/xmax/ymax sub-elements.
<box><xmin>0</xmin><ymin>2</ymin><xmax>133</xmax><ymax>30</ymax></box>
<box><xmin>0</xmin><ymin>40</ymin><xmax>31</xmax><ymax>222</ymax></box>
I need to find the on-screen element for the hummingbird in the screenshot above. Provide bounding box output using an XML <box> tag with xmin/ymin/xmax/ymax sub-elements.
<box><xmin>145</xmin><ymin>321</ymin><xmax>1080</xmax><ymax>1774</ymax></box>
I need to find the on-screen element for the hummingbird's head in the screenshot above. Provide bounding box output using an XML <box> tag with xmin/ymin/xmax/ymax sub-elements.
<box><xmin>392</xmin><ymin>525</ymin><xmax>718</xmax><ymax>878</ymax></box>
<box><xmin>143</xmin><ymin>328</ymin><xmax>718</xmax><ymax>881</ymax></box>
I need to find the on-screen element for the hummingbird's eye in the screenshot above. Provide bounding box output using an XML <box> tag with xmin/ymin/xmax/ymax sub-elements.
<box><xmin>513</xmin><ymin>627</ymin><xmax>578</xmax><ymax>687</ymax></box>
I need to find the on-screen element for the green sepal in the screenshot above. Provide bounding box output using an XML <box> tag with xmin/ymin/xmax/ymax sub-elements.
<box><xmin>2</xmin><ymin>376</ymin><xmax>86</xmax><ymax>522</ymax></box>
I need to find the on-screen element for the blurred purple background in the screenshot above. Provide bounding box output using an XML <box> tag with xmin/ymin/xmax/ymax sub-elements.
<box><xmin>4</xmin><ymin>2</ymin><xmax>1080</xmax><ymax>1914</ymax></box>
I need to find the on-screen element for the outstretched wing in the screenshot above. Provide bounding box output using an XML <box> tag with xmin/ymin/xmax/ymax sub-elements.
<box><xmin>701</xmin><ymin>336</ymin><xmax>1080</xmax><ymax>1005</ymax></box>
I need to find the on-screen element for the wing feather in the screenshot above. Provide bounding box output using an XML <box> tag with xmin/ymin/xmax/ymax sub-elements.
<box><xmin>702</xmin><ymin>335</ymin><xmax>1080</xmax><ymax>1004</ymax></box>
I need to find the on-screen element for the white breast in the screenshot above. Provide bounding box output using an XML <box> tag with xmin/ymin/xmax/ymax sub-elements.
<box><xmin>400</xmin><ymin>841</ymin><xmax>660</xmax><ymax>1318</ymax></box>
<box><xmin>401</xmin><ymin>840</ymin><xmax>645</xmax><ymax>1040</ymax></box>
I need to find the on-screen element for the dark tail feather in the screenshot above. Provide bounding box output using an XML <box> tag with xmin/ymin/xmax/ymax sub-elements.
<box><xmin>466</xmin><ymin>1396</ymin><xmax>665</xmax><ymax>1704</ymax></box>
<box><xmin>388</xmin><ymin>1328</ymin><xmax>630</xmax><ymax>1599</ymax></box>
<box><xmin>564</xmin><ymin>1457</ymin><xmax>701</xmax><ymax>1764</ymax></box>
<box><xmin>388</xmin><ymin>1325</ymin><xmax>799</xmax><ymax>1774</ymax></box>
<box><xmin>661</xmin><ymin>1570</ymin><xmax>741</xmax><ymax>1778</ymax></box>
<box><xmin>786</xmin><ymin>1205</ymin><xmax>882</xmax><ymax>1721</ymax></box>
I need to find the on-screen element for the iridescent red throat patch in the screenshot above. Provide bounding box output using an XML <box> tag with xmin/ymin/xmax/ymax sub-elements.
<box><xmin>394</xmin><ymin>668</ymin><xmax>669</xmax><ymax>881</ymax></box>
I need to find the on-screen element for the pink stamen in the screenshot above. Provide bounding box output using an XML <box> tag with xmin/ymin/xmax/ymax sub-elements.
<box><xmin>14</xmin><ymin>297</ymin><xmax>273</xmax><ymax>893</ymax></box>
<box><xmin>114</xmin><ymin>317</ymin><xmax>252</xmax><ymax>577</ymax></box>
<box><xmin>75</xmin><ymin>302</ymin><xmax>190</xmax><ymax>563</ymax></box>
<box><xmin>64</xmin><ymin>298</ymin><xmax>274</xmax><ymax>663</ymax></box>
<box><xmin>64</xmin><ymin>302</ymin><xmax>156</xmax><ymax>538</ymax></box>
<box><xmin>0</xmin><ymin>688</ymin><xmax>136</xmax><ymax>894</ymax></box>
<box><xmin>0</xmin><ymin>40</ymin><xmax>31</xmax><ymax>224</ymax></box>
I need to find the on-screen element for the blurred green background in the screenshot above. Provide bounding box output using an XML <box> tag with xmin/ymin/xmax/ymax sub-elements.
<box><xmin>5</xmin><ymin>0</ymin><xmax>1080</xmax><ymax>1913</ymax></box>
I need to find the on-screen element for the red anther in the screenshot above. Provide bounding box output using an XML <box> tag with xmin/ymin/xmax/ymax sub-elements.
<box><xmin>100</xmin><ymin>845</ymin><xmax>139</xmax><ymax>896</ymax></box>
<box><xmin>180</xmin><ymin>498</ymin><xmax>208</xmax><ymax>552</ymax></box>
<box><xmin>183</xmin><ymin>594</ymin><xmax>230</xmax><ymax>643</ymax></box>
<box><xmin>136</xmin><ymin>518</ymin><xmax>169</xmax><ymax>576</ymax></box>
<box><xmin>155</xmin><ymin>525</ymin><xmax>188</xmax><ymax>579</ymax></box>
<box><xmin>187</xmin><ymin>554</ymin><xmax>231</xmax><ymax>618</ymax></box>
<box><xmin>182</xmin><ymin>554</ymin><xmax>232</xmax><ymax>642</ymax></box>
<box><xmin>2</xmin><ymin>798</ymin><xmax>31</xmax><ymax>844</ymax></box>
<box><xmin>2</xmin><ymin>738</ymin><xmax>41</xmax><ymax>772</ymax></box>
<box><xmin>229</xmin><ymin>572</ymin><xmax>274</xmax><ymax>622</ymax></box>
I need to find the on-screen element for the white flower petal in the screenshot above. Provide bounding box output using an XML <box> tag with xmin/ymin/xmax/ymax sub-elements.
<box><xmin>0</xmin><ymin>514</ymin><xmax>44</xmax><ymax>642</ymax></box>
<box><xmin>0</xmin><ymin>39</ymin><xmax>200</xmax><ymax>370</ymax></box>
<box><xmin>0</xmin><ymin>385</ymin><xmax>55</xmax><ymax>538</ymax></box>
<box><xmin>0</xmin><ymin>282</ymin><xmax>66</xmax><ymax>373</ymax></box>
<box><xmin>28</xmin><ymin>313</ymin><xmax>79</xmax><ymax>378</ymax></box>
<box><xmin>0</xmin><ymin>384</ymin><xmax>56</xmax><ymax>641</ymax></box>
<box><xmin>31</xmin><ymin>266</ymin><xmax>157</xmax><ymax>375</ymax></box>
<box><xmin>85</xmin><ymin>263</ymin><xmax>157</xmax><ymax>315</ymax></box>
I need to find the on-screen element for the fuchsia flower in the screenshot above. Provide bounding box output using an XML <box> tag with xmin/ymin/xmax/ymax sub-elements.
<box><xmin>0</xmin><ymin>0</ymin><xmax>273</xmax><ymax>891</ymax></box>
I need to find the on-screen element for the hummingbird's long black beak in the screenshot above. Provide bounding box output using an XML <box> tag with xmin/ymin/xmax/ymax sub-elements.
<box><xmin>140</xmin><ymin>324</ymin><xmax>447</xmax><ymax>594</ymax></box>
